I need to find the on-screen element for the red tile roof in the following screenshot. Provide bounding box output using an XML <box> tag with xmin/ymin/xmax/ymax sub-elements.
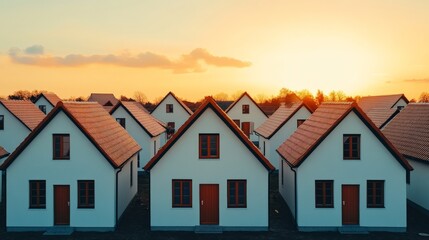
<box><xmin>277</xmin><ymin>102</ymin><xmax>412</xmax><ymax>170</ymax></box>
<box><xmin>144</xmin><ymin>97</ymin><xmax>274</xmax><ymax>171</ymax></box>
<box><xmin>382</xmin><ymin>103</ymin><xmax>429</xmax><ymax>162</ymax></box>
<box><xmin>366</xmin><ymin>108</ymin><xmax>399</xmax><ymax>129</ymax></box>
<box><xmin>110</xmin><ymin>101</ymin><xmax>166</xmax><ymax>137</ymax></box>
<box><xmin>88</xmin><ymin>93</ymin><xmax>119</xmax><ymax>112</ymax></box>
<box><xmin>151</xmin><ymin>92</ymin><xmax>193</xmax><ymax>115</ymax></box>
<box><xmin>0</xmin><ymin>146</ymin><xmax>9</xmax><ymax>159</ymax></box>
<box><xmin>255</xmin><ymin>102</ymin><xmax>313</xmax><ymax>139</ymax></box>
<box><xmin>0</xmin><ymin>100</ymin><xmax>46</xmax><ymax>130</ymax></box>
<box><xmin>2</xmin><ymin>102</ymin><xmax>141</xmax><ymax>169</ymax></box>
<box><xmin>358</xmin><ymin>94</ymin><xmax>408</xmax><ymax>112</ymax></box>
<box><xmin>225</xmin><ymin>92</ymin><xmax>268</xmax><ymax>117</ymax></box>
<box><xmin>34</xmin><ymin>93</ymin><xmax>62</xmax><ymax>106</ymax></box>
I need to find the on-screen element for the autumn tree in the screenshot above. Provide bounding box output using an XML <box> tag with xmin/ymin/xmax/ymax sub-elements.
<box><xmin>134</xmin><ymin>91</ymin><xmax>148</xmax><ymax>104</ymax></box>
<box><xmin>419</xmin><ymin>92</ymin><xmax>429</xmax><ymax>102</ymax></box>
<box><xmin>316</xmin><ymin>89</ymin><xmax>324</xmax><ymax>105</ymax></box>
<box><xmin>213</xmin><ymin>92</ymin><xmax>229</xmax><ymax>101</ymax></box>
<box><xmin>8</xmin><ymin>90</ymin><xmax>47</xmax><ymax>102</ymax></box>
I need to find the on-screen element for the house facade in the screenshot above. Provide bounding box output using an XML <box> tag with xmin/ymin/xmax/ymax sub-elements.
<box><xmin>34</xmin><ymin>93</ymin><xmax>62</xmax><ymax>114</ymax></box>
<box><xmin>110</xmin><ymin>101</ymin><xmax>166</xmax><ymax>170</ymax></box>
<box><xmin>1</xmin><ymin>102</ymin><xmax>140</xmax><ymax>231</ymax></box>
<box><xmin>255</xmin><ymin>102</ymin><xmax>312</xmax><ymax>169</ymax></box>
<box><xmin>225</xmin><ymin>92</ymin><xmax>268</xmax><ymax>142</ymax></box>
<box><xmin>277</xmin><ymin>102</ymin><xmax>412</xmax><ymax>232</ymax></box>
<box><xmin>0</xmin><ymin>100</ymin><xmax>45</xmax><ymax>153</ymax></box>
<box><xmin>144</xmin><ymin>97</ymin><xmax>274</xmax><ymax>231</ymax></box>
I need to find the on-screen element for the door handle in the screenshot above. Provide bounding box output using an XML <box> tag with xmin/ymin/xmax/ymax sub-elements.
<box><xmin>201</xmin><ymin>200</ymin><xmax>204</xmax><ymax>206</ymax></box>
<box><xmin>342</xmin><ymin>201</ymin><xmax>345</xmax><ymax>206</ymax></box>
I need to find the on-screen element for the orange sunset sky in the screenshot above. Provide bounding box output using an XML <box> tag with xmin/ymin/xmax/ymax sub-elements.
<box><xmin>1</xmin><ymin>1</ymin><xmax>428</xmax><ymax>101</ymax></box>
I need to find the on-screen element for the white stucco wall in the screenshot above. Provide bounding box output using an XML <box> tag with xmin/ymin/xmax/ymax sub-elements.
<box><xmin>117</xmin><ymin>155</ymin><xmax>138</xmax><ymax>219</ymax></box>
<box><xmin>6</xmin><ymin>111</ymin><xmax>130</xmax><ymax>229</ymax></box>
<box><xmin>35</xmin><ymin>97</ymin><xmax>54</xmax><ymax>114</ymax></box>
<box><xmin>150</xmin><ymin>108</ymin><xmax>269</xmax><ymax>228</ymax></box>
<box><xmin>407</xmin><ymin>159</ymin><xmax>429</xmax><ymax>212</ymax></box>
<box><xmin>227</xmin><ymin>95</ymin><xmax>267</xmax><ymax>142</ymax></box>
<box><xmin>111</xmin><ymin>106</ymin><xmax>162</xmax><ymax>170</ymax></box>
<box><xmin>294</xmin><ymin>112</ymin><xmax>407</xmax><ymax>229</ymax></box>
<box><xmin>151</xmin><ymin>94</ymin><xmax>191</xmax><ymax>131</ymax></box>
<box><xmin>0</xmin><ymin>104</ymin><xmax>31</xmax><ymax>153</ymax></box>
<box><xmin>279</xmin><ymin>157</ymin><xmax>296</xmax><ymax>218</ymax></box>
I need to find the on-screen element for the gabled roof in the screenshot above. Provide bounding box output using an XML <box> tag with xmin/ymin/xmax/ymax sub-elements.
<box><xmin>110</xmin><ymin>101</ymin><xmax>166</xmax><ymax>137</ymax></box>
<box><xmin>88</xmin><ymin>93</ymin><xmax>119</xmax><ymax>111</ymax></box>
<box><xmin>277</xmin><ymin>102</ymin><xmax>412</xmax><ymax>170</ymax></box>
<box><xmin>215</xmin><ymin>101</ymin><xmax>234</xmax><ymax>111</ymax></box>
<box><xmin>144</xmin><ymin>97</ymin><xmax>274</xmax><ymax>171</ymax></box>
<box><xmin>0</xmin><ymin>100</ymin><xmax>46</xmax><ymax>130</ymax></box>
<box><xmin>382</xmin><ymin>103</ymin><xmax>429</xmax><ymax>163</ymax></box>
<box><xmin>0</xmin><ymin>146</ymin><xmax>9</xmax><ymax>159</ymax></box>
<box><xmin>151</xmin><ymin>92</ymin><xmax>193</xmax><ymax>115</ymax></box>
<box><xmin>366</xmin><ymin>107</ymin><xmax>399</xmax><ymax>129</ymax></box>
<box><xmin>358</xmin><ymin>94</ymin><xmax>408</xmax><ymax>112</ymax></box>
<box><xmin>34</xmin><ymin>93</ymin><xmax>62</xmax><ymax>107</ymax></box>
<box><xmin>255</xmin><ymin>102</ymin><xmax>313</xmax><ymax>139</ymax></box>
<box><xmin>225</xmin><ymin>92</ymin><xmax>268</xmax><ymax>117</ymax></box>
<box><xmin>2</xmin><ymin>102</ymin><xmax>141</xmax><ymax>170</ymax></box>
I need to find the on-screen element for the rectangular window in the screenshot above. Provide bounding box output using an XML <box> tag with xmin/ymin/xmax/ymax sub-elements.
<box><xmin>242</xmin><ymin>104</ymin><xmax>250</xmax><ymax>114</ymax></box>
<box><xmin>315</xmin><ymin>180</ymin><xmax>334</xmax><ymax>208</ymax></box>
<box><xmin>167</xmin><ymin>122</ymin><xmax>175</xmax><ymax>139</ymax></box>
<box><xmin>297</xmin><ymin>119</ymin><xmax>305</xmax><ymax>127</ymax></box>
<box><xmin>116</xmin><ymin>118</ymin><xmax>126</xmax><ymax>128</ymax></box>
<box><xmin>53</xmin><ymin>134</ymin><xmax>70</xmax><ymax>159</ymax></box>
<box><xmin>343</xmin><ymin>134</ymin><xmax>360</xmax><ymax>159</ymax></box>
<box><xmin>78</xmin><ymin>180</ymin><xmax>95</xmax><ymax>208</ymax></box>
<box><xmin>233</xmin><ymin>119</ymin><xmax>240</xmax><ymax>127</ymax></box>
<box><xmin>153</xmin><ymin>140</ymin><xmax>157</xmax><ymax>155</ymax></box>
<box><xmin>228</xmin><ymin>180</ymin><xmax>247</xmax><ymax>208</ymax></box>
<box><xmin>0</xmin><ymin>115</ymin><xmax>3</xmax><ymax>130</ymax></box>
<box><xmin>241</xmin><ymin>122</ymin><xmax>252</xmax><ymax>138</ymax></box>
<box><xmin>172</xmin><ymin>180</ymin><xmax>192</xmax><ymax>207</ymax></box>
<box><xmin>199</xmin><ymin>134</ymin><xmax>220</xmax><ymax>159</ymax></box>
<box><xmin>263</xmin><ymin>141</ymin><xmax>266</xmax><ymax>156</ymax></box>
<box><xmin>367</xmin><ymin>180</ymin><xmax>384</xmax><ymax>208</ymax></box>
<box><xmin>29</xmin><ymin>180</ymin><xmax>46</xmax><ymax>209</ymax></box>
<box><xmin>130</xmin><ymin>160</ymin><xmax>133</xmax><ymax>187</ymax></box>
<box><xmin>281</xmin><ymin>161</ymin><xmax>284</xmax><ymax>186</ymax></box>
<box><xmin>39</xmin><ymin>105</ymin><xmax>47</xmax><ymax>114</ymax></box>
<box><xmin>166</xmin><ymin>104</ymin><xmax>174</xmax><ymax>113</ymax></box>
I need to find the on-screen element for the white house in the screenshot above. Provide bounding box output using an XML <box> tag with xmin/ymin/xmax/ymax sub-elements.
<box><xmin>225</xmin><ymin>92</ymin><xmax>268</xmax><ymax>142</ymax></box>
<box><xmin>34</xmin><ymin>93</ymin><xmax>62</xmax><ymax>114</ymax></box>
<box><xmin>382</xmin><ymin>103</ymin><xmax>429</xmax><ymax>214</ymax></box>
<box><xmin>277</xmin><ymin>102</ymin><xmax>412</xmax><ymax>232</ymax></box>
<box><xmin>1</xmin><ymin>102</ymin><xmax>141</xmax><ymax>232</ymax></box>
<box><xmin>255</xmin><ymin>102</ymin><xmax>312</xmax><ymax>169</ymax></box>
<box><xmin>88</xmin><ymin>93</ymin><xmax>119</xmax><ymax>112</ymax></box>
<box><xmin>110</xmin><ymin>101</ymin><xmax>166</xmax><ymax>170</ymax></box>
<box><xmin>0</xmin><ymin>146</ymin><xmax>10</xmax><ymax>203</ymax></box>
<box><xmin>0</xmin><ymin>100</ymin><xmax>45</xmax><ymax>153</ymax></box>
<box><xmin>144</xmin><ymin>97</ymin><xmax>274</xmax><ymax>231</ymax></box>
<box><xmin>151</xmin><ymin>92</ymin><xmax>193</xmax><ymax>141</ymax></box>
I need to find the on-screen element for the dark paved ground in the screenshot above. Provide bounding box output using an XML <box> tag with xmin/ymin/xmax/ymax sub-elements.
<box><xmin>0</xmin><ymin>173</ymin><xmax>428</xmax><ymax>239</ymax></box>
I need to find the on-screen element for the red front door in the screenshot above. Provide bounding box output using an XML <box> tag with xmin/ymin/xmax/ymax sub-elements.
<box><xmin>200</xmin><ymin>184</ymin><xmax>219</xmax><ymax>225</ymax></box>
<box><xmin>54</xmin><ymin>185</ymin><xmax>70</xmax><ymax>225</ymax></box>
<box><xmin>241</xmin><ymin>122</ymin><xmax>251</xmax><ymax>138</ymax></box>
<box><xmin>342</xmin><ymin>185</ymin><xmax>359</xmax><ymax>225</ymax></box>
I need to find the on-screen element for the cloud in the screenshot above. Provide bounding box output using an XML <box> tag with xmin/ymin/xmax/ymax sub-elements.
<box><xmin>386</xmin><ymin>78</ymin><xmax>429</xmax><ymax>84</ymax></box>
<box><xmin>8</xmin><ymin>46</ymin><xmax>251</xmax><ymax>73</ymax></box>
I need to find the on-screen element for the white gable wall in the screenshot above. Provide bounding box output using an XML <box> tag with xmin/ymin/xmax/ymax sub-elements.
<box><xmin>150</xmin><ymin>108</ymin><xmax>269</xmax><ymax>229</ymax></box>
<box><xmin>35</xmin><ymin>97</ymin><xmax>54</xmax><ymax>114</ymax></box>
<box><xmin>7</xmin><ymin>111</ymin><xmax>117</xmax><ymax>229</ymax></box>
<box><xmin>227</xmin><ymin>95</ymin><xmax>267</xmax><ymax>142</ymax></box>
<box><xmin>392</xmin><ymin>98</ymin><xmax>408</xmax><ymax>110</ymax></box>
<box><xmin>0</xmin><ymin>104</ymin><xmax>31</xmax><ymax>153</ymax></box>
<box><xmin>279</xmin><ymin>157</ymin><xmax>296</xmax><ymax>218</ymax></box>
<box><xmin>407</xmin><ymin>159</ymin><xmax>429</xmax><ymax>212</ymax></box>
<box><xmin>117</xmin><ymin>155</ymin><xmax>138</xmax><ymax>219</ymax></box>
<box><xmin>294</xmin><ymin>112</ymin><xmax>407</xmax><ymax>229</ymax></box>
<box><xmin>151</xmin><ymin>94</ymin><xmax>190</xmax><ymax>131</ymax></box>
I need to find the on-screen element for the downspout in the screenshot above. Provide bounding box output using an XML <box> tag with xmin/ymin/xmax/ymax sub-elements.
<box><xmin>115</xmin><ymin>166</ymin><xmax>124</xmax><ymax>228</ymax></box>
<box><xmin>290</xmin><ymin>166</ymin><xmax>298</xmax><ymax>228</ymax></box>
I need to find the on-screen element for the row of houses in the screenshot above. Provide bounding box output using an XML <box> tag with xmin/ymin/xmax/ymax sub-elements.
<box><xmin>0</xmin><ymin>91</ymin><xmax>427</xmax><ymax>233</ymax></box>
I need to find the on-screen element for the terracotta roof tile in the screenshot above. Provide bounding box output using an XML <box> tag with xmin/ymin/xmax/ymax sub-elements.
<box><xmin>112</xmin><ymin>101</ymin><xmax>166</xmax><ymax>137</ymax></box>
<box><xmin>35</xmin><ymin>93</ymin><xmax>62</xmax><ymax>106</ymax></box>
<box><xmin>255</xmin><ymin>102</ymin><xmax>312</xmax><ymax>139</ymax></box>
<box><xmin>151</xmin><ymin>92</ymin><xmax>193</xmax><ymax>115</ymax></box>
<box><xmin>0</xmin><ymin>100</ymin><xmax>46</xmax><ymax>130</ymax></box>
<box><xmin>382</xmin><ymin>103</ymin><xmax>429</xmax><ymax>162</ymax></box>
<box><xmin>225</xmin><ymin>92</ymin><xmax>268</xmax><ymax>117</ymax></box>
<box><xmin>144</xmin><ymin>97</ymin><xmax>274</xmax><ymax>171</ymax></box>
<box><xmin>358</xmin><ymin>94</ymin><xmax>408</xmax><ymax>112</ymax></box>
<box><xmin>88</xmin><ymin>93</ymin><xmax>118</xmax><ymax>112</ymax></box>
<box><xmin>0</xmin><ymin>146</ymin><xmax>9</xmax><ymax>159</ymax></box>
<box><xmin>366</xmin><ymin>108</ymin><xmax>399</xmax><ymax>128</ymax></box>
<box><xmin>277</xmin><ymin>102</ymin><xmax>412</xmax><ymax>170</ymax></box>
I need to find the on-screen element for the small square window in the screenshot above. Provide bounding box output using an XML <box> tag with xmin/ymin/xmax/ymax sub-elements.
<box><xmin>172</xmin><ymin>180</ymin><xmax>192</xmax><ymax>207</ymax></box>
<box><xmin>116</xmin><ymin>118</ymin><xmax>126</xmax><ymax>128</ymax></box>
<box><xmin>343</xmin><ymin>134</ymin><xmax>360</xmax><ymax>159</ymax></box>
<box><xmin>297</xmin><ymin>119</ymin><xmax>305</xmax><ymax>127</ymax></box>
<box><xmin>367</xmin><ymin>180</ymin><xmax>384</xmax><ymax>208</ymax></box>
<box><xmin>228</xmin><ymin>180</ymin><xmax>247</xmax><ymax>208</ymax></box>
<box><xmin>242</xmin><ymin>104</ymin><xmax>249</xmax><ymax>114</ymax></box>
<box><xmin>53</xmin><ymin>134</ymin><xmax>70</xmax><ymax>159</ymax></box>
<box><xmin>78</xmin><ymin>180</ymin><xmax>95</xmax><ymax>208</ymax></box>
<box><xmin>199</xmin><ymin>134</ymin><xmax>219</xmax><ymax>159</ymax></box>
<box><xmin>0</xmin><ymin>115</ymin><xmax>4</xmax><ymax>130</ymax></box>
<box><xmin>315</xmin><ymin>180</ymin><xmax>334</xmax><ymax>208</ymax></box>
<box><xmin>167</xmin><ymin>122</ymin><xmax>175</xmax><ymax>139</ymax></box>
<box><xmin>166</xmin><ymin>104</ymin><xmax>174</xmax><ymax>113</ymax></box>
<box><xmin>39</xmin><ymin>105</ymin><xmax>47</xmax><ymax>114</ymax></box>
<box><xmin>29</xmin><ymin>180</ymin><xmax>46</xmax><ymax>209</ymax></box>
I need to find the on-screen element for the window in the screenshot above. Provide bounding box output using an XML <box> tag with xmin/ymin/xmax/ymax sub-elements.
<box><xmin>130</xmin><ymin>160</ymin><xmax>133</xmax><ymax>187</ymax></box>
<box><xmin>29</xmin><ymin>180</ymin><xmax>46</xmax><ymax>209</ymax></box>
<box><xmin>367</xmin><ymin>180</ymin><xmax>384</xmax><ymax>208</ymax></box>
<box><xmin>199</xmin><ymin>134</ymin><xmax>220</xmax><ymax>159</ymax></box>
<box><xmin>241</xmin><ymin>122</ymin><xmax>253</xmax><ymax>138</ymax></box>
<box><xmin>297</xmin><ymin>119</ymin><xmax>305</xmax><ymax>127</ymax></box>
<box><xmin>39</xmin><ymin>105</ymin><xmax>46</xmax><ymax>114</ymax></box>
<box><xmin>167</xmin><ymin>122</ymin><xmax>175</xmax><ymax>139</ymax></box>
<box><xmin>233</xmin><ymin>119</ymin><xmax>240</xmax><ymax>127</ymax></box>
<box><xmin>0</xmin><ymin>115</ymin><xmax>3</xmax><ymax>130</ymax></box>
<box><xmin>172</xmin><ymin>180</ymin><xmax>192</xmax><ymax>207</ymax></box>
<box><xmin>343</xmin><ymin>134</ymin><xmax>360</xmax><ymax>159</ymax></box>
<box><xmin>397</xmin><ymin>106</ymin><xmax>404</xmax><ymax>111</ymax></box>
<box><xmin>263</xmin><ymin>141</ymin><xmax>266</xmax><ymax>156</ymax></box>
<box><xmin>315</xmin><ymin>180</ymin><xmax>333</xmax><ymax>208</ymax></box>
<box><xmin>281</xmin><ymin>161</ymin><xmax>284</xmax><ymax>186</ymax></box>
<box><xmin>166</xmin><ymin>104</ymin><xmax>174</xmax><ymax>113</ymax></box>
<box><xmin>228</xmin><ymin>180</ymin><xmax>247</xmax><ymax>208</ymax></box>
<box><xmin>53</xmin><ymin>134</ymin><xmax>70</xmax><ymax>159</ymax></box>
<box><xmin>78</xmin><ymin>180</ymin><xmax>95</xmax><ymax>208</ymax></box>
<box><xmin>153</xmin><ymin>140</ymin><xmax>157</xmax><ymax>155</ymax></box>
<box><xmin>116</xmin><ymin>118</ymin><xmax>126</xmax><ymax>128</ymax></box>
<box><xmin>242</xmin><ymin>104</ymin><xmax>249</xmax><ymax>114</ymax></box>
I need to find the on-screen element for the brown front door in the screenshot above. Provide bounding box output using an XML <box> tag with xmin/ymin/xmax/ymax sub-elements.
<box><xmin>342</xmin><ymin>185</ymin><xmax>359</xmax><ymax>225</ymax></box>
<box><xmin>241</xmin><ymin>122</ymin><xmax>250</xmax><ymax>138</ymax></box>
<box><xmin>54</xmin><ymin>185</ymin><xmax>70</xmax><ymax>225</ymax></box>
<box><xmin>200</xmin><ymin>184</ymin><xmax>219</xmax><ymax>225</ymax></box>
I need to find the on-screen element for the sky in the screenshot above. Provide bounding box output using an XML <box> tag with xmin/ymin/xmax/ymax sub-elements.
<box><xmin>1</xmin><ymin>0</ymin><xmax>428</xmax><ymax>101</ymax></box>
